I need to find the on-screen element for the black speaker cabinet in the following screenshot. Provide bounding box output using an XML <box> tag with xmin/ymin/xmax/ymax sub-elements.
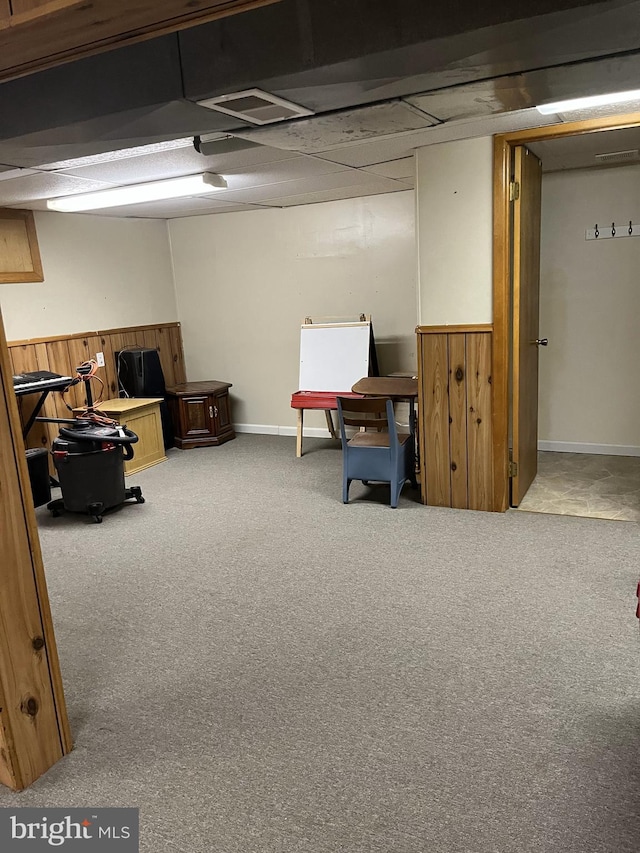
<box><xmin>116</xmin><ymin>347</ymin><xmax>166</xmax><ymax>396</ymax></box>
<box><xmin>115</xmin><ymin>347</ymin><xmax>173</xmax><ymax>448</ymax></box>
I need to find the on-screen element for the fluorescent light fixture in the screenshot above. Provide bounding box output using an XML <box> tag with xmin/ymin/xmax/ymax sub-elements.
<box><xmin>536</xmin><ymin>88</ymin><xmax>640</xmax><ymax>115</ymax></box>
<box><xmin>46</xmin><ymin>172</ymin><xmax>227</xmax><ymax>212</ymax></box>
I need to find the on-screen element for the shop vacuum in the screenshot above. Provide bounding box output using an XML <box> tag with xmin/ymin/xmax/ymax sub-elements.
<box><xmin>44</xmin><ymin>362</ymin><xmax>145</xmax><ymax>524</ymax></box>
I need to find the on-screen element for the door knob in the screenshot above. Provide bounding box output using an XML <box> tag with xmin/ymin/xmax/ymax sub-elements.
<box><xmin>535</xmin><ymin>338</ymin><xmax>548</xmax><ymax>346</ymax></box>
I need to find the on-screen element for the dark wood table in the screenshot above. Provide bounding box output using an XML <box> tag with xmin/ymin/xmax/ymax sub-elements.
<box><xmin>350</xmin><ymin>376</ymin><xmax>418</xmax><ymax>435</ymax></box>
<box><xmin>351</xmin><ymin>376</ymin><xmax>419</xmax><ymax>472</ymax></box>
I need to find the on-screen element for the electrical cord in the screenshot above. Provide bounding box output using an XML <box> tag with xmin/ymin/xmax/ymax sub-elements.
<box><xmin>58</xmin><ymin>359</ymin><xmax>117</xmax><ymax>426</ymax></box>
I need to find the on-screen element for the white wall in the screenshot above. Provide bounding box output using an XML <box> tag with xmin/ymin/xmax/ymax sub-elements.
<box><xmin>416</xmin><ymin>137</ymin><xmax>493</xmax><ymax>325</ymax></box>
<box><xmin>0</xmin><ymin>211</ymin><xmax>178</xmax><ymax>341</ymax></box>
<box><xmin>168</xmin><ymin>192</ymin><xmax>417</xmax><ymax>432</ymax></box>
<box><xmin>539</xmin><ymin>165</ymin><xmax>640</xmax><ymax>452</ymax></box>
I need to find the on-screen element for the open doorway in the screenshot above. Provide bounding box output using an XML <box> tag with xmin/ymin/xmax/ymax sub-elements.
<box><xmin>492</xmin><ymin>111</ymin><xmax>640</xmax><ymax>517</ymax></box>
<box><xmin>516</xmin><ymin>134</ymin><xmax>640</xmax><ymax>521</ymax></box>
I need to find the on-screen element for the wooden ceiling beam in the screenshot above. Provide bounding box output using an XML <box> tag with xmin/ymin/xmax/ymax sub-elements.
<box><xmin>0</xmin><ymin>0</ymin><xmax>282</xmax><ymax>84</ymax></box>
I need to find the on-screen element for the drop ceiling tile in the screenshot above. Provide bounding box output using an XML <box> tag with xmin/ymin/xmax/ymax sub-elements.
<box><xmin>90</xmin><ymin>198</ymin><xmax>262</xmax><ymax>218</ymax></box>
<box><xmin>0</xmin><ymin>167</ymin><xmax>38</xmax><ymax>182</ymax></box>
<box><xmin>361</xmin><ymin>157</ymin><xmax>415</xmax><ymax>179</ymax></box>
<box><xmin>314</xmin><ymin>109</ymin><xmax>560</xmax><ymax>167</ymax></box>
<box><xmin>313</xmin><ymin>136</ymin><xmax>424</xmax><ymax>168</ymax></box>
<box><xmin>0</xmin><ymin>172</ymin><xmax>114</xmax><ymax>206</ymax></box>
<box><xmin>260</xmin><ymin>184</ymin><xmax>413</xmax><ymax>208</ymax></box>
<box><xmin>220</xmin><ymin>156</ymin><xmax>349</xmax><ymax>190</ymax></box>
<box><xmin>205</xmin><ymin>170</ymin><xmax>401</xmax><ymax>204</ymax></box>
<box><xmin>527</xmin><ymin>126</ymin><xmax>640</xmax><ymax>172</ymax></box>
<box><xmin>56</xmin><ymin>143</ymin><xmax>299</xmax><ymax>183</ymax></box>
<box><xmin>405</xmin><ymin>78</ymin><xmax>534</xmax><ymax>122</ymax></box>
<box><xmin>422</xmin><ymin>108</ymin><xmax>561</xmax><ymax>141</ymax></box>
<box><xmin>232</xmin><ymin>102</ymin><xmax>439</xmax><ymax>154</ymax></box>
<box><xmin>555</xmin><ymin>99</ymin><xmax>640</xmax><ymax>122</ymax></box>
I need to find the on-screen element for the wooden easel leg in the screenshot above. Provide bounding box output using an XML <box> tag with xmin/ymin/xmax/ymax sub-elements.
<box><xmin>296</xmin><ymin>409</ymin><xmax>303</xmax><ymax>457</ymax></box>
<box><xmin>0</xmin><ymin>309</ymin><xmax>71</xmax><ymax>790</ymax></box>
<box><xmin>324</xmin><ymin>409</ymin><xmax>338</xmax><ymax>439</ymax></box>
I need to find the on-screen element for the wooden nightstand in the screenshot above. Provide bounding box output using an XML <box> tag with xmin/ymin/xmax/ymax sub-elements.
<box><xmin>166</xmin><ymin>381</ymin><xmax>235</xmax><ymax>449</ymax></box>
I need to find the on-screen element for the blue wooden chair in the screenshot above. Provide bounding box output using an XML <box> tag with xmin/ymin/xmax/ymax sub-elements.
<box><xmin>336</xmin><ymin>396</ymin><xmax>417</xmax><ymax>508</ymax></box>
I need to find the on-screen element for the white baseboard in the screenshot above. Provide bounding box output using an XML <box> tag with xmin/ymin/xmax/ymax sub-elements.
<box><xmin>235</xmin><ymin>429</ymin><xmax>640</xmax><ymax>455</ymax></box>
<box><xmin>538</xmin><ymin>440</ymin><xmax>640</xmax><ymax>457</ymax></box>
<box><xmin>235</xmin><ymin>424</ymin><xmax>333</xmax><ymax>438</ymax></box>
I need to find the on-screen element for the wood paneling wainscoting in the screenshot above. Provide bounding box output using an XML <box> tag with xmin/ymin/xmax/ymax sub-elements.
<box><xmin>8</xmin><ymin>322</ymin><xmax>186</xmax><ymax>458</ymax></box>
<box><xmin>417</xmin><ymin>325</ymin><xmax>495</xmax><ymax>511</ymax></box>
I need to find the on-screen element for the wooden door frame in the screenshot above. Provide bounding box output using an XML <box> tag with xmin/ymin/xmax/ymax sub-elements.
<box><xmin>492</xmin><ymin>110</ymin><xmax>640</xmax><ymax>511</ymax></box>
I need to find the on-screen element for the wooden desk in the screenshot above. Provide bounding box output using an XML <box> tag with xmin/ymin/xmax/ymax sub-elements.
<box><xmin>74</xmin><ymin>398</ymin><xmax>166</xmax><ymax>475</ymax></box>
<box><xmin>351</xmin><ymin>377</ymin><xmax>419</xmax><ymax>469</ymax></box>
<box><xmin>350</xmin><ymin>376</ymin><xmax>418</xmax><ymax>434</ymax></box>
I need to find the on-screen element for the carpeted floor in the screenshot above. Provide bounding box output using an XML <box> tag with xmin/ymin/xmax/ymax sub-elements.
<box><xmin>3</xmin><ymin>435</ymin><xmax>640</xmax><ymax>853</ymax></box>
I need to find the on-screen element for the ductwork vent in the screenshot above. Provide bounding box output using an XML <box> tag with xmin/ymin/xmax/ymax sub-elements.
<box><xmin>197</xmin><ymin>89</ymin><xmax>314</xmax><ymax>125</ymax></box>
<box><xmin>595</xmin><ymin>149</ymin><xmax>640</xmax><ymax>163</ymax></box>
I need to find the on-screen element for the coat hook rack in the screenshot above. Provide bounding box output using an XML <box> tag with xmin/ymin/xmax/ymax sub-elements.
<box><xmin>586</xmin><ymin>219</ymin><xmax>638</xmax><ymax>241</ymax></box>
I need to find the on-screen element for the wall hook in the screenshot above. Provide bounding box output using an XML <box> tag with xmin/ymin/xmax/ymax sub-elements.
<box><xmin>594</xmin><ymin>223</ymin><xmax>599</xmax><ymax>238</ymax></box>
<box><xmin>630</xmin><ymin>221</ymin><xmax>633</xmax><ymax>235</ymax></box>
<box><xmin>611</xmin><ymin>221</ymin><xmax>616</xmax><ymax>237</ymax></box>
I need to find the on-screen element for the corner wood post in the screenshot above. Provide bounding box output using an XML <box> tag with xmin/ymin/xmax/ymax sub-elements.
<box><xmin>0</xmin><ymin>308</ymin><xmax>72</xmax><ymax>790</ymax></box>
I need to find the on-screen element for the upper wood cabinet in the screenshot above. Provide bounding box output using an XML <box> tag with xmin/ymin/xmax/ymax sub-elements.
<box><xmin>0</xmin><ymin>0</ymin><xmax>281</xmax><ymax>83</ymax></box>
<box><xmin>0</xmin><ymin>209</ymin><xmax>43</xmax><ymax>284</ymax></box>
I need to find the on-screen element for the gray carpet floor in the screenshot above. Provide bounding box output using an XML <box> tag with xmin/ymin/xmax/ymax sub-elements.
<box><xmin>3</xmin><ymin>435</ymin><xmax>640</xmax><ymax>853</ymax></box>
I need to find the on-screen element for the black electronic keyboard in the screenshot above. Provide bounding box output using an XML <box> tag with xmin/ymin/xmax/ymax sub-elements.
<box><xmin>13</xmin><ymin>370</ymin><xmax>73</xmax><ymax>395</ymax></box>
<box><xmin>12</xmin><ymin>371</ymin><xmax>74</xmax><ymax>439</ymax></box>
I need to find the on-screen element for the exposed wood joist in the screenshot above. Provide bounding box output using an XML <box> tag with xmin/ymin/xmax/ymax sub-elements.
<box><xmin>0</xmin><ymin>0</ymin><xmax>281</xmax><ymax>83</ymax></box>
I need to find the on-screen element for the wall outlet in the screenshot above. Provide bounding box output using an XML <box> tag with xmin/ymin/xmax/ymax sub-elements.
<box><xmin>95</xmin><ymin>351</ymin><xmax>105</xmax><ymax>367</ymax></box>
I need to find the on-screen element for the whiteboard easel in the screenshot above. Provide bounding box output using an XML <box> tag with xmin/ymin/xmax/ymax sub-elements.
<box><xmin>298</xmin><ymin>316</ymin><xmax>376</xmax><ymax>391</ymax></box>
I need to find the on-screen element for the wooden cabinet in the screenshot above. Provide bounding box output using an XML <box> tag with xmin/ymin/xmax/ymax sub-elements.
<box><xmin>166</xmin><ymin>381</ymin><xmax>235</xmax><ymax>449</ymax></box>
<box><xmin>0</xmin><ymin>209</ymin><xmax>43</xmax><ymax>284</ymax></box>
<box><xmin>74</xmin><ymin>397</ymin><xmax>167</xmax><ymax>475</ymax></box>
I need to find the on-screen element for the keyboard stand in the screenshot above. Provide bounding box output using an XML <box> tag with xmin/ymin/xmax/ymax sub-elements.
<box><xmin>14</xmin><ymin>377</ymin><xmax>74</xmax><ymax>437</ymax></box>
<box><xmin>22</xmin><ymin>390</ymin><xmax>51</xmax><ymax>439</ymax></box>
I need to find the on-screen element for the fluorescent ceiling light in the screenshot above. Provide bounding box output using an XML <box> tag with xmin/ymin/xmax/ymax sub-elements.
<box><xmin>536</xmin><ymin>89</ymin><xmax>640</xmax><ymax>115</ymax></box>
<box><xmin>46</xmin><ymin>172</ymin><xmax>227</xmax><ymax>211</ymax></box>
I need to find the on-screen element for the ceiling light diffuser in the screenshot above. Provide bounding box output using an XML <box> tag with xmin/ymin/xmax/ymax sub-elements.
<box><xmin>536</xmin><ymin>89</ymin><xmax>640</xmax><ymax>115</ymax></box>
<box><xmin>46</xmin><ymin>172</ymin><xmax>227</xmax><ymax>212</ymax></box>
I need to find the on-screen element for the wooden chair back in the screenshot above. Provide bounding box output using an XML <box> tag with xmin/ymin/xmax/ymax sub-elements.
<box><xmin>336</xmin><ymin>396</ymin><xmax>390</xmax><ymax>431</ymax></box>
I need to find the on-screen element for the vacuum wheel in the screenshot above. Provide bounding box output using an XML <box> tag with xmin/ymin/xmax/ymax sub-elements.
<box><xmin>47</xmin><ymin>498</ymin><xmax>65</xmax><ymax>518</ymax></box>
<box><xmin>88</xmin><ymin>502</ymin><xmax>104</xmax><ymax>524</ymax></box>
<box><xmin>127</xmin><ymin>486</ymin><xmax>145</xmax><ymax>504</ymax></box>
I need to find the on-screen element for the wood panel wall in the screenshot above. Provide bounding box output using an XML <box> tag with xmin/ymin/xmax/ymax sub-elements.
<box><xmin>417</xmin><ymin>325</ymin><xmax>495</xmax><ymax>512</ymax></box>
<box><xmin>8</xmin><ymin>321</ymin><xmax>186</xmax><ymax>460</ymax></box>
<box><xmin>0</xmin><ymin>307</ymin><xmax>72</xmax><ymax>790</ymax></box>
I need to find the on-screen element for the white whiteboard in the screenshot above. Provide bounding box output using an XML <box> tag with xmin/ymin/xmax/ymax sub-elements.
<box><xmin>298</xmin><ymin>322</ymin><xmax>371</xmax><ymax>391</ymax></box>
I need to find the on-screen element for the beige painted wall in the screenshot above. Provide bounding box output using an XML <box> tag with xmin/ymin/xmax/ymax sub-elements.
<box><xmin>0</xmin><ymin>211</ymin><xmax>178</xmax><ymax>342</ymax></box>
<box><xmin>168</xmin><ymin>192</ymin><xmax>417</xmax><ymax>432</ymax></box>
<box><xmin>416</xmin><ymin>137</ymin><xmax>493</xmax><ymax>325</ymax></box>
<box><xmin>539</xmin><ymin>165</ymin><xmax>640</xmax><ymax>451</ymax></box>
